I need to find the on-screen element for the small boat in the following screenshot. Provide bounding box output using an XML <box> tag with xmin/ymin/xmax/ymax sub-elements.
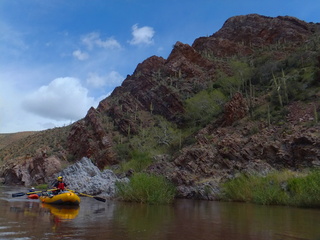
<box><xmin>27</xmin><ymin>194</ymin><xmax>39</xmax><ymax>199</ymax></box>
<box><xmin>40</xmin><ymin>191</ymin><xmax>80</xmax><ymax>205</ymax></box>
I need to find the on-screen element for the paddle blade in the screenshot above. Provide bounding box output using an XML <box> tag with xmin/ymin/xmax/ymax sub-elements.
<box><xmin>68</xmin><ymin>189</ymin><xmax>106</xmax><ymax>202</ymax></box>
<box><xmin>12</xmin><ymin>192</ymin><xmax>26</xmax><ymax>197</ymax></box>
<box><xmin>93</xmin><ymin>196</ymin><xmax>106</xmax><ymax>202</ymax></box>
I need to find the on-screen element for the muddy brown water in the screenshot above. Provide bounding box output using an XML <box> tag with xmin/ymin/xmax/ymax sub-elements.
<box><xmin>1</xmin><ymin>186</ymin><xmax>320</xmax><ymax>240</ymax></box>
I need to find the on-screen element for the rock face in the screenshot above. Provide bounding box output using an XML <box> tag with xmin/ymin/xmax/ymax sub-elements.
<box><xmin>192</xmin><ymin>14</ymin><xmax>319</xmax><ymax>57</ymax></box>
<box><xmin>66</xmin><ymin>14</ymin><xmax>320</xmax><ymax>171</ymax></box>
<box><xmin>146</xmin><ymin>92</ymin><xmax>320</xmax><ymax>200</ymax></box>
<box><xmin>52</xmin><ymin>157</ymin><xmax>128</xmax><ymax>198</ymax></box>
<box><xmin>67</xmin><ymin>107</ymin><xmax>117</xmax><ymax>169</ymax></box>
<box><xmin>1</xmin><ymin>156</ymin><xmax>62</xmax><ymax>186</ymax></box>
<box><xmin>222</xmin><ymin>92</ymin><xmax>249</xmax><ymax>126</ymax></box>
<box><xmin>148</xmin><ymin>122</ymin><xmax>320</xmax><ymax>200</ymax></box>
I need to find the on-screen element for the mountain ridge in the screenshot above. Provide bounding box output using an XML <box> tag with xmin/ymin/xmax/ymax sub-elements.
<box><xmin>1</xmin><ymin>14</ymin><xmax>319</xmax><ymax>200</ymax></box>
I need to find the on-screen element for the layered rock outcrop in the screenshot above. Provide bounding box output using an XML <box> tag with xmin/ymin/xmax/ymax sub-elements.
<box><xmin>148</xmin><ymin>122</ymin><xmax>320</xmax><ymax>199</ymax></box>
<box><xmin>67</xmin><ymin>107</ymin><xmax>117</xmax><ymax>169</ymax></box>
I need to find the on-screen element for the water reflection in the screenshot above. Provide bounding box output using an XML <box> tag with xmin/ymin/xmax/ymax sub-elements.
<box><xmin>174</xmin><ymin>200</ymin><xmax>320</xmax><ymax>240</ymax></box>
<box><xmin>113</xmin><ymin>202</ymin><xmax>174</xmax><ymax>240</ymax></box>
<box><xmin>40</xmin><ymin>204</ymin><xmax>80</xmax><ymax>238</ymax></box>
<box><xmin>41</xmin><ymin>204</ymin><xmax>79</xmax><ymax>220</ymax></box>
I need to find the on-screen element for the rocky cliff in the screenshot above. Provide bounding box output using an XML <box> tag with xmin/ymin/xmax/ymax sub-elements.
<box><xmin>1</xmin><ymin>14</ymin><xmax>319</xmax><ymax>200</ymax></box>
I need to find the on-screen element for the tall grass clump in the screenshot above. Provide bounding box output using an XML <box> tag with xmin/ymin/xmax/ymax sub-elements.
<box><xmin>115</xmin><ymin>173</ymin><xmax>176</xmax><ymax>205</ymax></box>
<box><xmin>287</xmin><ymin>170</ymin><xmax>320</xmax><ymax>208</ymax></box>
<box><xmin>220</xmin><ymin>170</ymin><xmax>297</xmax><ymax>206</ymax></box>
<box><xmin>220</xmin><ymin>170</ymin><xmax>320</xmax><ymax>207</ymax></box>
<box><xmin>250</xmin><ymin>171</ymin><xmax>291</xmax><ymax>205</ymax></box>
<box><xmin>220</xmin><ymin>173</ymin><xmax>290</xmax><ymax>205</ymax></box>
<box><xmin>219</xmin><ymin>174</ymin><xmax>256</xmax><ymax>202</ymax></box>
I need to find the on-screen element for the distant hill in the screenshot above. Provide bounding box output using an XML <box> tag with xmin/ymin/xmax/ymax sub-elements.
<box><xmin>0</xmin><ymin>132</ymin><xmax>37</xmax><ymax>150</ymax></box>
<box><xmin>0</xmin><ymin>127</ymin><xmax>71</xmax><ymax>162</ymax></box>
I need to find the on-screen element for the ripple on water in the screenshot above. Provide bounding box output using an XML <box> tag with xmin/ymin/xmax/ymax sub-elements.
<box><xmin>0</xmin><ymin>238</ymin><xmax>31</xmax><ymax>240</ymax></box>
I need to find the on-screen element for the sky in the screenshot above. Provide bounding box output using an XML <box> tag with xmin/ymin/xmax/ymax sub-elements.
<box><xmin>1</xmin><ymin>0</ymin><xmax>319</xmax><ymax>133</ymax></box>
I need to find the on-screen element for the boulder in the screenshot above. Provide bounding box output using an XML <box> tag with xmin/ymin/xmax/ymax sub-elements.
<box><xmin>53</xmin><ymin>157</ymin><xmax>128</xmax><ymax>198</ymax></box>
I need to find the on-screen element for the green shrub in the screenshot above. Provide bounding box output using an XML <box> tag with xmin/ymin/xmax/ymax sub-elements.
<box><xmin>120</xmin><ymin>150</ymin><xmax>152</xmax><ymax>173</ymax></box>
<box><xmin>115</xmin><ymin>173</ymin><xmax>176</xmax><ymax>204</ymax></box>
<box><xmin>115</xmin><ymin>143</ymin><xmax>131</xmax><ymax>161</ymax></box>
<box><xmin>184</xmin><ymin>89</ymin><xmax>226</xmax><ymax>128</ymax></box>
<box><xmin>123</xmin><ymin>116</ymin><xmax>181</xmax><ymax>156</ymax></box>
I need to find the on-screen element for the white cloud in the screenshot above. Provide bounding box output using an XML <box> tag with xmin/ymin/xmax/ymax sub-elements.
<box><xmin>82</xmin><ymin>32</ymin><xmax>121</xmax><ymax>50</ymax></box>
<box><xmin>96</xmin><ymin>37</ymin><xmax>121</xmax><ymax>49</ymax></box>
<box><xmin>129</xmin><ymin>24</ymin><xmax>155</xmax><ymax>45</ymax></box>
<box><xmin>82</xmin><ymin>32</ymin><xmax>97</xmax><ymax>50</ymax></box>
<box><xmin>73</xmin><ymin>49</ymin><xmax>89</xmax><ymax>60</ymax></box>
<box><xmin>86</xmin><ymin>71</ymin><xmax>124</xmax><ymax>88</ymax></box>
<box><xmin>22</xmin><ymin>77</ymin><xmax>97</xmax><ymax>121</ymax></box>
<box><xmin>0</xmin><ymin>78</ymin><xmax>68</xmax><ymax>133</ymax></box>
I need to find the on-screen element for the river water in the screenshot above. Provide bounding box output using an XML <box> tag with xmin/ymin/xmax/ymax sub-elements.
<box><xmin>0</xmin><ymin>186</ymin><xmax>320</xmax><ymax>240</ymax></box>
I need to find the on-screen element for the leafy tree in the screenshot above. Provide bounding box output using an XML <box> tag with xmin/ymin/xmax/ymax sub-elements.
<box><xmin>185</xmin><ymin>89</ymin><xmax>227</xmax><ymax>128</ymax></box>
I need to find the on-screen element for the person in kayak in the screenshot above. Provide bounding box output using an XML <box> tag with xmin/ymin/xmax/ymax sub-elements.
<box><xmin>53</xmin><ymin>176</ymin><xmax>68</xmax><ymax>194</ymax></box>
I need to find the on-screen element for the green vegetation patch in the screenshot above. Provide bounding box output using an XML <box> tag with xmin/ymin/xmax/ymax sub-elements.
<box><xmin>220</xmin><ymin>170</ymin><xmax>320</xmax><ymax>208</ymax></box>
<box><xmin>184</xmin><ymin>89</ymin><xmax>227</xmax><ymax>128</ymax></box>
<box><xmin>287</xmin><ymin>170</ymin><xmax>320</xmax><ymax>207</ymax></box>
<box><xmin>119</xmin><ymin>150</ymin><xmax>152</xmax><ymax>173</ymax></box>
<box><xmin>35</xmin><ymin>184</ymin><xmax>48</xmax><ymax>189</ymax></box>
<box><xmin>115</xmin><ymin>173</ymin><xmax>176</xmax><ymax>205</ymax></box>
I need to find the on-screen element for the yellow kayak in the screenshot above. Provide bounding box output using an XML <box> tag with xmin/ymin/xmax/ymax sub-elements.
<box><xmin>40</xmin><ymin>191</ymin><xmax>81</xmax><ymax>205</ymax></box>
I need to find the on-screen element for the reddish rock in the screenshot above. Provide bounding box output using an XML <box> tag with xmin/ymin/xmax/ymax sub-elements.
<box><xmin>222</xmin><ymin>92</ymin><xmax>249</xmax><ymax>126</ymax></box>
<box><xmin>1</xmin><ymin>156</ymin><xmax>62</xmax><ymax>186</ymax></box>
<box><xmin>193</xmin><ymin>14</ymin><xmax>318</xmax><ymax>58</ymax></box>
<box><xmin>67</xmin><ymin>107</ymin><xmax>117</xmax><ymax>169</ymax></box>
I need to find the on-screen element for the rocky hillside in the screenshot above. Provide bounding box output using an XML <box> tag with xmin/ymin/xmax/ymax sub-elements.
<box><xmin>0</xmin><ymin>131</ymin><xmax>36</xmax><ymax>150</ymax></box>
<box><xmin>1</xmin><ymin>14</ymin><xmax>320</xmax><ymax>199</ymax></box>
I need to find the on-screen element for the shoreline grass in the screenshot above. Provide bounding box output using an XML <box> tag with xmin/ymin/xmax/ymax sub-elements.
<box><xmin>219</xmin><ymin>169</ymin><xmax>320</xmax><ymax>208</ymax></box>
<box><xmin>115</xmin><ymin>173</ymin><xmax>176</xmax><ymax>205</ymax></box>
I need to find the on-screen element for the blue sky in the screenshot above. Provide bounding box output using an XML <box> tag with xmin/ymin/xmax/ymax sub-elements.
<box><xmin>1</xmin><ymin>0</ymin><xmax>319</xmax><ymax>133</ymax></box>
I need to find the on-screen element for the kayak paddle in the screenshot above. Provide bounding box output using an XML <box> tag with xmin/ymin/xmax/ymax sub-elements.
<box><xmin>69</xmin><ymin>190</ymin><xmax>106</xmax><ymax>202</ymax></box>
<box><xmin>12</xmin><ymin>189</ymin><xmax>56</xmax><ymax>198</ymax></box>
